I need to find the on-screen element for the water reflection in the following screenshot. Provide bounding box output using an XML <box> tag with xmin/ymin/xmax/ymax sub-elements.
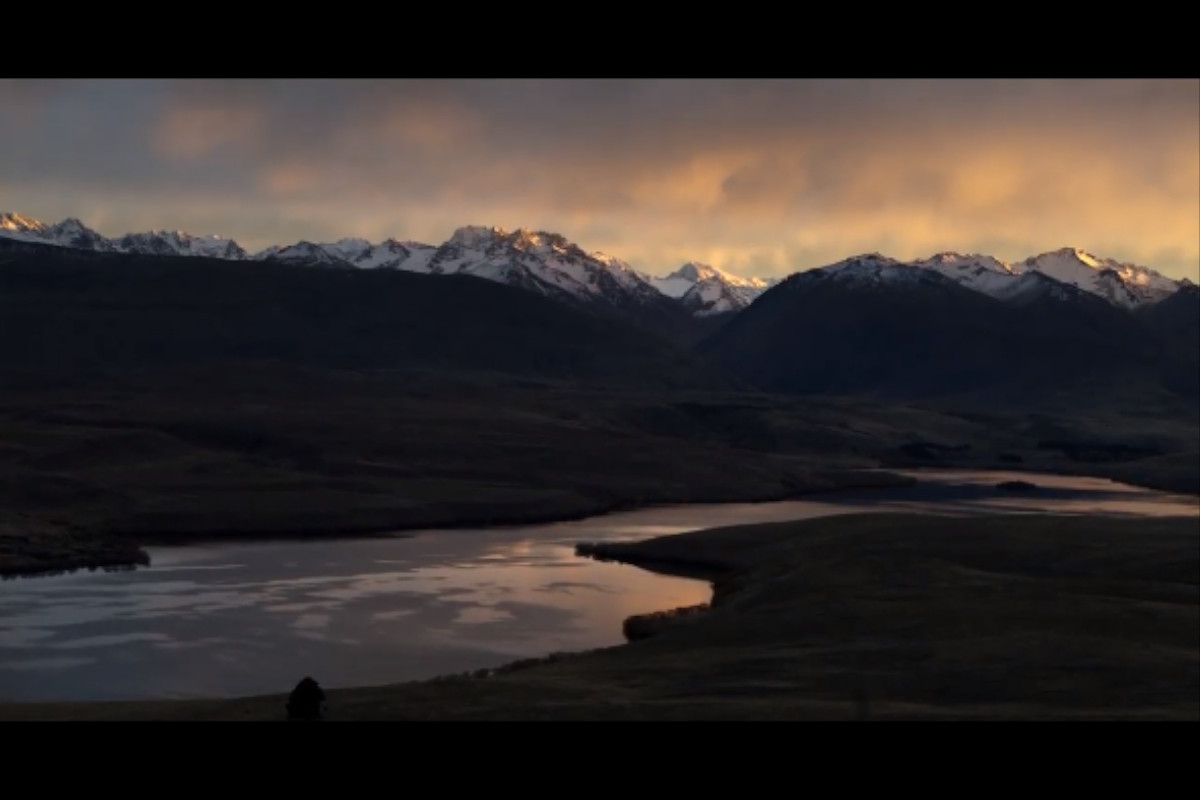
<box><xmin>0</xmin><ymin>534</ymin><xmax>710</xmax><ymax>702</ymax></box>
<box><xmin>0</xmin><ymin>469</ymin><xmax>1195</xmax><ymax>702</ymax></box>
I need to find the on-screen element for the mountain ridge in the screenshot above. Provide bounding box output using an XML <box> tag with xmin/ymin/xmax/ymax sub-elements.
<box><xmin>0</xmin><ymin>211</ymin><xmax>1189</xmax><ymax>313</ymax></box>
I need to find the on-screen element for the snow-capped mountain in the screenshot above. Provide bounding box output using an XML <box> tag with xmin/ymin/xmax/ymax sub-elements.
<box><xmin>1013</xmin><ymin>247</ymin><xmax>1178</xmax><ymax>308</ymax></box>
<box><xmin>905</xmin><ymin>247</ymin><xmax>1181</xmax><ymax>309</ymax></box>
<box><xmin>991</xmin><ymin>270</ymin><xmax>1094</xmax><ymax>305</ymax></box>
<box><xmin>802</xmin><ymin>253</ymin><xmax>973</xmax><ymax>292</ymax></box>
<box><xmin>1</xmin><ymin>212</ymin><xmax>246</xmax><ymax>260</ymax></box>
<box><xmin>679</xmin><ymin>279</ymin><xmax>751</xmax><ymax>316</ymax></box>
<box><xmin>652</xmin><ymin>262</ymin><xmax>776</xmax><ymax>316</ymax></box>
<box><xmin>116</xmin><ymin>231</ymin><xmax>247</xmax><ymax>260</ymax></box>
<box><xmin>255</xmin><ymin>241</ymin><xmax>350</xmax><ymax>266</ymax></box>
<box><xmin>1</xmin><ymin>213</ymin><xmax>114</xmax><ymax>251</ymax></box>
<box><xmin>0</xmin><ymin>212</ymin><xmax>703</xmax><ymax>315</ymax></box>
<box><xmin>0</xmin><ymin>212</ymin><xmax>44</xmax><ymax>238</ymax></box>
<box><xmin>3</xmin><ymin>211</ymin><xmax>1191</xmax><ymax>315</ymax></box>
<box><xmin>819</xmin><ymin>253</ymin><xmax>912</xmax><ymax>283</ymax></box>
<box><xmin>418</xmin><ymin>226</ymin><xmax>671</xmax><ymax>310</ymax></box>
<box><xmin>910</xmin><ymin>252</ymin><xmax>1018</xmax><ymax>296</ymax></box>
<box><xmin>255</xmin><ymin>238</ymin><xmax>437</xmax><ymax>271</ymax></box>
<box><xmin>794</xmin><ymin>248</ymin><xmax>1186</xmax><ymax>311</ymax></box>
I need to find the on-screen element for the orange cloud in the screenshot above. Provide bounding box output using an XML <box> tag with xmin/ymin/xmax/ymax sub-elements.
<box><xmin>153</xmin><ymin>105</ymin><xmax>262</xmax><ymax>160</ymax></box>
<box><xmin>4</xmin><ymin>79</ymin><xmax>1196</xmax><ymax>282</ymax></box>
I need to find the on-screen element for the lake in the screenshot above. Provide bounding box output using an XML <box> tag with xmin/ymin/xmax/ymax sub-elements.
<box><xmin>1</xmin><ymin>469</ymin><xmax>1196</xmax><ymax>702</ymax></box>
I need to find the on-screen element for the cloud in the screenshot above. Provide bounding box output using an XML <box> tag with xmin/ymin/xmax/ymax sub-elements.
<box><xmin>153</xmin><ymin>105</ymin><xmax>263</xmax><ymax>160</ymax></box>
<box><xmin>0</xmin><ymin>79</ymin><xmax>1196</xmax><ymax>280</ymax></box>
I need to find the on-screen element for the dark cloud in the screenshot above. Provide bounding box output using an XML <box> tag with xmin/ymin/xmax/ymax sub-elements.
<box><xmin>0</xmin><ymin>79</ymin><xmax>1195</xmax><ymax>279</ymax></box>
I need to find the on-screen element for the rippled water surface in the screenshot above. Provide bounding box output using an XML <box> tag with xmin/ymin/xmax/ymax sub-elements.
<box><xmin>1</xmin><ymin>469</ymin><xmax>1195</xmax><ymax>701</ymax></box>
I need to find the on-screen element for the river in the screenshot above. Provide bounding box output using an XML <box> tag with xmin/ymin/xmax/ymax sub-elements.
<box><xmin>0</xmin><ymin>469</ymin><xmax>1195</xmax><ymax>702</ymax></box>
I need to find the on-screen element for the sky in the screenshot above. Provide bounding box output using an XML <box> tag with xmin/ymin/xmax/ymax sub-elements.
<box><xmin>2</xmin><ymin>78</ymin><xmax>1197</xmax><ymax>281</ymax></box>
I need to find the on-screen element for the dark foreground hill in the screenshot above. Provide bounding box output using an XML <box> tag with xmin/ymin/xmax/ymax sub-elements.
<box><xmin>0</xmin><ymin>238</ymin><xmax>715</xmax><ymax>388</ymax></box>
<box><xmin>1139</xmin><ymin>283</ymin><xmax>1200</xmax><ymax>342</ymax></box>
<box><xmin>1137</xmin><ymin>284</ymin><xmax>1200</xmax><ymax>398</ymax></box>
<box><xmin>697</xmin><ymin>263</ymin><xmax>1187</xmax><ymax>402</ymax></box>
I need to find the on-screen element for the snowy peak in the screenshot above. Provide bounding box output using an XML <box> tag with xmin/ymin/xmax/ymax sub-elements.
<box><xmin>650</xmin><ymin>261</ymin><xmax>777</xmax><ymax>313</ymax></box>
<box><xmin>48</xmin><ymin>218</ymin><xmax>112</xmax><ymax>251</ymax></box>
<box><xmin>252</xmin><ymin>237</ymin><xmax>437</xmax><ymax>271</ymax></box>
<box><xmin>914</xmin><ymin>251</ymin><xmax>1014</xmax><ymax>275</ymax></box>
<box><xmin>347</xmin><ymin>238</ymin><xmax>437</xmax><ymax>271</ymax></box>
<box><xmin>2</xmin><ymin>209</ymin><xmax>1189</xmax><ymax>316</ymax></box>
<box><xmin>673</xmin><ymin>262</ymin><xmax>714</xmax><ymax>283</ymax></box>
<box><xmin>668</xmin><ymin>262</ymin><xmax>771</xmax><ymax>289</ymax></box>
<box><xmin>819</xmin><ymin>253</ymin><xmax>913</xmax><ymax>283</ymax></box>
<box><xmin>445</xmin><ymin>226</ymin><xmax>601</xmax><ymax>263</ymax></box>
<box><xmin>445</xmin><ymin>224</ymin><xmax>508</xmax><ymax>252</ymax></box>
<box><xmin>0</xmin><ymin>212</ymin><xmax>248</xmax><ymax>259</ymax></box>
<box><xmin>510</xmin><ymin>228</ymin><xmax>573</xmax><ymax>253</ymax></box>
<box><xmin>431</xmin><ymin>229</ymin><xmax>773</xmax><ymax>317</ymax></box>
<box><xmin>788</xmin><ymin>252</ymin><xmax>994</xmax><ymax>295</ymax></box>
<box><xmin>256</xmin><ymin>241</ymin><xmax>344</xmax><ymax>265</ymax></box>
<box><xmin>901</xmin><ymin>247</ymin><xmax>1182</xmax><ymax>309</ymax></box>
<box><xmin>910</xmin><ymin>251</ymin><xmax>1017</xmax><ymax>296</ymax></box>
<box><xmin>1017</xmin><ymin>247</ymin><xmax>1178</xmax><ymax>308</ymax></box>
<box><xmin>427</xmin><ymin>225</ymin><xmax>663</xmax><ymax>308</ymax></box>
<box><xmin>679</xmin><ymin>277</ymin><xmax>753</xmax><ymax>317</ymax></box>
<box><xmin>0</xmin><ymin>212</ymin><xmax>49</xmax><ymax>235</ymax></box>
<box><xmin>0</xmin><ymin>213</ymin><xmax>113</xmax><ymax>251</ymax></box>
<box><xmin>116</xmin><ymin>230</ymin><xmax>247</xmax><ymax>260</ymax></box>
<box><xmin>1019</xmin><ymin>247</ymin><xmax>1107</xmax><ymax>285</ymax></box>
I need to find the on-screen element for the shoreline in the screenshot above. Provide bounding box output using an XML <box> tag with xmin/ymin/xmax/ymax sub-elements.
<box><xmin>3</xmin><ymin>511</ymin><xmax>1195</xmax><ymax>720</ymax></box>
<box><xmin>6</xmin><ymin>459</ymin><xmax>1197</xmax><ymax>581</ymax></box>
<box><xmin>884</xmin><ymin>459</ymin><xmax>1200</xmax><ymax>499</ymax></box>
<box><xmin>0</xmin><ymin>467</ymin><xmax>916</xmax><ymax>579</ymax></box>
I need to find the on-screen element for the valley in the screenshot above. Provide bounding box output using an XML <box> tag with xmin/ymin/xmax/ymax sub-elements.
<box><xmin>3</xmin><ymin>77</ymin><xmax>1196</xmax><ymax>723</ymax></box>
<box><xmin>0</xmin><ymin>227</ymin><xmax>1196</xmax><ymax>578</ymax></box>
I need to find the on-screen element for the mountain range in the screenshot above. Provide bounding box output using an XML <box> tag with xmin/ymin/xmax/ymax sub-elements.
<box><xmin>698</xmin><ymin>253</ymin><xmax>1198</xmax><ymax>400</ymax></box>
<box><xmin>3</xmin><ymin>212</ymin><xmax>1189</xmax><ymax>317</ymax></box>
<box><xmin>0</xmin><ymin>210</ymin><xmax>1195</xmax><ymax>404</ymax></box>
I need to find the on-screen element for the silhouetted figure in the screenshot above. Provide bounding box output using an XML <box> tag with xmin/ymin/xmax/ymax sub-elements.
<box><xmin>286</xmin><ymin>676</ymin><xmax>326</xmax><ymax>721</ymax></box>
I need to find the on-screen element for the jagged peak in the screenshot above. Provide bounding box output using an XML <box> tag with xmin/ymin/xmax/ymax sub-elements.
<box><xmin>919</xmin><ymin>251</ymin><xmax>1012</xmax><ymax>268</ymax></box>
<box><xmin>380</xmin><ymin>237</ymin><xmax>435</xmax><ymax>250</ymax></box>
<box><xmin>123</xmin><ymin>229</ymin><xmax>225</xmax><ymax>241</ymax></box>
<box><xmin>664</xmin><ymin>261</ymin><xmax>771</xmax><ymax>289</ymax></box>
<box><xmin>923</xmin><ymin>250</ymin><xmax>970</xmax><ymax>262</ymax></box>
<box><xmin>447</xmin><ymin>224</ymin><xmax>509</xmax><ymax>247</ymax></box>
<box><xmin>829</xmin><ymin>252</ymin><xmax>905</xmax><ymax>269</ymax></box>
<box><xmin>448</xmin><ymin>224</ymin><xmax>579</xmax><ymax>248</ymax></box>
<box><xmin>1026</xmin><ymin>246</ymin><xmax>1103</xmax><ymax>268</ymax></box>
<box><xmin>591</xmin><ymin>251</ymin><xmax>635</xmax><ymax>270</ymax></box>
<box><xmin>670</xmin><ymin>261</ymin><xmax>719</xmax><ymax>282</ymax></box>
<box><xmin>0</xmin><ymin>212</ymin><xmax>48</xmax><ymax>232</ymax></box>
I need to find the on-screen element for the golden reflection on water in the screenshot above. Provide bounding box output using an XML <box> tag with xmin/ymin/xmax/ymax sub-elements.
<box><xmin>0</xmin><ymin>469</ymin><xmax>1195</xmax><ymax>702</ymax></box>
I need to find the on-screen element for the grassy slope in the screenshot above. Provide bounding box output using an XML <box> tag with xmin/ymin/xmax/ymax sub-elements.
<box><xmin>4</xmin><ymin>513</ymin><xmax>1195</xmax><ymax>720</ymax></box>
<box><xmin>1</xmin><ymin>362</ymin><xmax>1197</xmax><ymax>576</ymax></box>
